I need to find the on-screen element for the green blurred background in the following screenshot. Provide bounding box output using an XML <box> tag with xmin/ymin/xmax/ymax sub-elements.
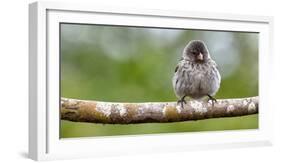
<box><xmin>60</xmin><ymin>23</ymin><xmax>258</xmax><ymax>138</ymax></box>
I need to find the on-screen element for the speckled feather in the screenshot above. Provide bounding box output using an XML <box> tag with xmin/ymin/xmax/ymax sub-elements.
<box><xmin>172</xmin><ymin>40</ymin><xmax>221</xmax><ymax>100</ymax></box>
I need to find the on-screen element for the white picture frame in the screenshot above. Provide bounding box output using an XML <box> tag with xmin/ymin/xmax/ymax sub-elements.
<box><xmin>29</xmin><ymin>1</ymin><xmax>274</xmax><ymax>161</ymax></box>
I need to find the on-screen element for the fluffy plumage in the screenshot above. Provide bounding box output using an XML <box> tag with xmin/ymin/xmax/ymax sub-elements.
<box><xmin>172</xmin><ymin>40</ymin><xmax>221</xmax><ymax>107</ymax></box>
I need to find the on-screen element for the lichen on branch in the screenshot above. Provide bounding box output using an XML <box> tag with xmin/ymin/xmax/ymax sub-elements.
<box><xmin>61</xmin><ymin>96</ymin><xmax>258</xmax><ymax>124</ymax></box>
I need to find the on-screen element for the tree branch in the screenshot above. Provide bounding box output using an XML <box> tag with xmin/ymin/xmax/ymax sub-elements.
<box><xmin>61</xmin><ymin>96</ymin><xmax>258</xmax><ymax>124</ymax></box>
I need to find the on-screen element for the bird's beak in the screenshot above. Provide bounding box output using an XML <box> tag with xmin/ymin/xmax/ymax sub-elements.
<box><xmin>197</xmin><ymin>53</ymin><xmax>204</xmax><ymax>61</ymax></box>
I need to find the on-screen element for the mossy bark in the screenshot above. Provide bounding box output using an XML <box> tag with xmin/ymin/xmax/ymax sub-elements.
<box><xmin>61</xmin><ymin>96</ymin><xmax>258</xmax><ymax>124</ymax></box>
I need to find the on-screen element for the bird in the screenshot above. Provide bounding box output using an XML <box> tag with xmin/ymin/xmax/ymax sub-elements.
<box><xmin>172</xmin><ymin>40</ymin><xmax>221</xmax><ymax>108</ymax></box>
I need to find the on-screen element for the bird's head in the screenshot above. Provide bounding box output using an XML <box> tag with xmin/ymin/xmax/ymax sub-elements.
<box><xmin>182</xmin><ymin>40</ymin><xmax>210</xmax><ymax>63</ymax></box>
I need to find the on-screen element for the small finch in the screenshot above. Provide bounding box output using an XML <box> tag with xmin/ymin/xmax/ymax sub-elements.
<box><xmin>172</xmin><ymin>40</ymin><xmax>221</xmax><ymax>107</ymax></box>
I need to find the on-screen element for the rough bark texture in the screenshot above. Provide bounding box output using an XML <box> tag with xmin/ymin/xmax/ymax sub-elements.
<box><xmin>61</xmin><ymin>96</ymin><xmax>258</xmax><ymax>124</ymax></box>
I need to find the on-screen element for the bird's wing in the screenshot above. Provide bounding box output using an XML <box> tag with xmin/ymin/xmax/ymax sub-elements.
<box><xmin>175</xmin><ymin>65</ymin><xmax>179</xmax><ymax>72</ymax></box>
<box><xmin>210</xmin><ymin>60</ymin><xmax>219</xmax><ymax>71</ymax></box>
<box><xmin>214</xmin><ymin>61</ymin><xmax>220</xmax><ymax>71</ymax></box>
<box><xmin>174</xmin><ymin>57</ymin><xmax>184</xmax><ymax>73</ymax></box>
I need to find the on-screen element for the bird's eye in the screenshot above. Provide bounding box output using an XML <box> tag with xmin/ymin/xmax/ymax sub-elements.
<box><xmin>191</xmin><ymin>51</ymin><xmax>197</xmax><ymax>55</ymax></box>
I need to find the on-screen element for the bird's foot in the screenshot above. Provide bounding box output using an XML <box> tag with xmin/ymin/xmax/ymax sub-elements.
<box><xmin>207</xmin><ymin>95</ymin><xmax>217</xmax><ymax>107</ymax></box>
<box><xmin>177</xmin><ymin>98</ymin><xmax>187</xmax><ymax>109</ymax></box>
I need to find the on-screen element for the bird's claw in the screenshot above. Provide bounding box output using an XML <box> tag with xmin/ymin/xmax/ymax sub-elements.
<box><xmin>177</xmin><ymin>98</ymin><xmax>187</xmax><ymax>109</ymax></box>
<box><xmin>207</xmin><ymin>95</ymin><xmax>217</xmax><ymax>107</ymax></box>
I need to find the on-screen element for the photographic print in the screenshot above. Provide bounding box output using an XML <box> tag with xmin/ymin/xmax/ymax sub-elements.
<box><xmin>60</xmin><ymin>23</ymin><xmax>258</xmax><ymax>138</ymax></box>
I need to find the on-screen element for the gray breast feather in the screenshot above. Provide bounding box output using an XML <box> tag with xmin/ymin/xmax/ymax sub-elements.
<box><xmin>172</xmin><ymin>60</ymin><xmax>221</xmax><ymax>99</ymax></box>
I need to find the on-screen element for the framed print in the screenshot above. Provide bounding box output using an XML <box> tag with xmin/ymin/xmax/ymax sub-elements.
<box><xmin>29</xmin><ymin>1</ymin><xmax>274</xmax><ymax>161</ymax></box>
